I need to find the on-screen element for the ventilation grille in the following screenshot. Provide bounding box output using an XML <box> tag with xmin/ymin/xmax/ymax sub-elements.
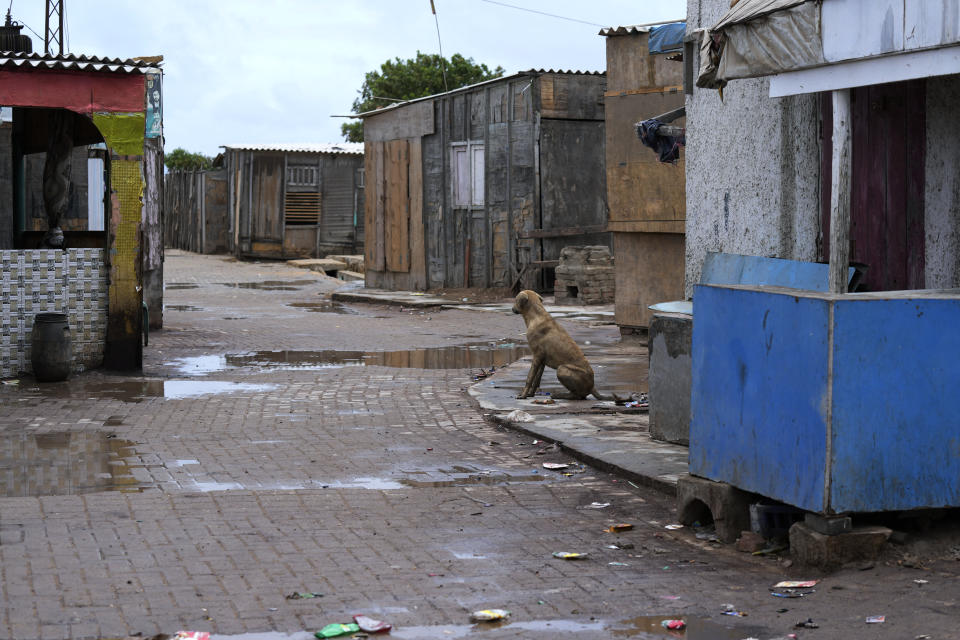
<box><xmin>285</xmin><ymin>192</ymin><xmax>320</xmax><ymax>225</ymax></box>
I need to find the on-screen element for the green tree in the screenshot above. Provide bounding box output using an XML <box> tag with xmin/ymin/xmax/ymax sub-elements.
<box><xmin>342</xmin><ymin>51</ymin><xmax>504</xmax><ymax>142</ymax></box>
<box><xmin>164</xmin><ymin>147</ymin><xmax>213</xmax><ymax>172</ymax></box>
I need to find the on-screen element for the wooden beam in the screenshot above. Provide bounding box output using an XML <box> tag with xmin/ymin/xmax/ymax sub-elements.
<box><xmin>829</xmin><ymin>88</ymin><xmax>852</xmax><ymax>294</ymax></box>
<box><xmin>653</xmin><ymin>106</ymin><xmax>686</xmax><ymax>123</ymax></box>
<box><xmin>516</xmin><ymin>224</ymin><xmax>608</xmax><ymax>239</ymax></box>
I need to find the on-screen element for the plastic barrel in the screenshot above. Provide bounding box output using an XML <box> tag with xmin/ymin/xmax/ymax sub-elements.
<box><xmin>31</xmin><ymin>313</ymin><xmax>72</xmax><ymax>382</ymax></box>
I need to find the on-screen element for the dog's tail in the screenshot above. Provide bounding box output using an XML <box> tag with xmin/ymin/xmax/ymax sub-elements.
<box><xmin>590</xmin><ymin>388</ymin><xmax>626</xmax><ymax>402</ymax></box>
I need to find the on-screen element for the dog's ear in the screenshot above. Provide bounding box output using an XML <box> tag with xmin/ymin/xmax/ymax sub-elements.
<box><xmin>515</xmin><ymin>291</ymin><xmax>530</xmax><ymax>310</ymax></box>
<box><xmin>534</xmin><ymin>292</ymin><xmax>543</xmax><ymax>304</ymax></box>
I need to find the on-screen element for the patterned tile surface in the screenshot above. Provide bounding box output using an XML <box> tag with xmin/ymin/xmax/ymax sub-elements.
<box><xmin>0</xmin><ymin>249</ymin><xmax>107</xmax><ymax>378</ymax></box>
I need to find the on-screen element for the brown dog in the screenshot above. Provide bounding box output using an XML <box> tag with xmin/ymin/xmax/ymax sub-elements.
<box><xmin>513</xmin><ymin>290</ymin><xmax>609</xmax><ymax>400</ymax></box>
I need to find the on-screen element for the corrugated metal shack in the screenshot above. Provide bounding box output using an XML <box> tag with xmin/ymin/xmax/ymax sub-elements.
<box><xmin>601</xmin><ymin>24</ymin><xmax>686</xmax><ymax>331</ymax></box>
<box><xmin>223</xmin><ymin>143</ymin><xmax>365</xmax><ymax>259</ymax></box>
<box><xmin>359</xmin><ymin>70</ymin><xmax>609</xmax><ymax>291</ymax></box>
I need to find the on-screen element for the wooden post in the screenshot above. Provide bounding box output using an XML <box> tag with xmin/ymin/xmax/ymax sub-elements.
<box><xmin>829</xmin><ymin>89</ymin><xmax>852</xmax><ymax>294</ymax></box>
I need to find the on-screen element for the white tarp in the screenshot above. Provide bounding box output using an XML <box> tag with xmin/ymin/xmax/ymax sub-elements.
<box><xmin>697</xmin><ymin>0</ymin><xmax>824</xmax><ymax>90</ymax></box>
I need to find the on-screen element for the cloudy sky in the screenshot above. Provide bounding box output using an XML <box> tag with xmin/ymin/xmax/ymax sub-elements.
<box><xmin>9</xmin><ymin>1</ymin><xmax>685</xmax><ymax>157</ymax></box>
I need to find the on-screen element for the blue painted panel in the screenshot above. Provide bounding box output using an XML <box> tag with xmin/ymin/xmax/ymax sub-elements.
<box><xmin>690</xmin><ymin>285</ymin><xmax>831</xmax><ymax>512</ymax></box>
<box><xmin>830</xmin><ymin>298</ymin><xmax>960</xmax><ymax>512</ymax></box>
<box><xmin>701</xmin><ymin>252</ymin><xmax>854</xmax><ymax>292</ymax></box>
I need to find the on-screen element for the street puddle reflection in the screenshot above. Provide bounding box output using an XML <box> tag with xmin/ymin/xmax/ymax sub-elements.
<box><xmin>205</xmin><ymin>616</ymin><xmax>762</xmax><ymax>640</ymax></box>
<box><xmin>165</xmin><ymin>343</ymin><xmax>529</xmax><ymax>375</ymax></box>
<box><xmin>611</xmin><ymin>615</ymin><xmax>762</xmax><ymax>638</ymax></box>
<box><xmin>0</xmin><ymin>431</ymin><xmax>142</xmax><ymax>496</ymax></box>
<box><xmin>165</xmin><ymin>304</ymin><xmax>204</xmax><ymax>311</ymax></box>
<box><xmin>386</xmin><ymin>616</ymin><xmax>759</xmax><ymax>639</ymax></box>
<box><xmin>219</xmin><ymin>280</ymin><xmax>310</xmax><ymax>291</ymax></box>
<box><xmin>210</xmin><ymin>633</ymin><xmax>315</xmax><ymax>640</ymax></box>
<box><xmin>227</xmin><ymin>343</ymin><xmax>530</xmax><ymax>371</ymax></box>
<box><xmin>12</xmin><ymin>379</ymin><xmax>276</xmax><ymax>402</ymax></box>
<box><xmin>287</xmin><ymin>301</ymin><xmax>356</xmax><ymax>314</ymax></box>
<box><xmin>398</xmin><ymin>471</ymin><xmax>544</xmax><ymax>488</ymax></box>
<box><xmin>165</xmin><ymin>282</ymin><xmax>199</xmax><ymax>290</ymax></box>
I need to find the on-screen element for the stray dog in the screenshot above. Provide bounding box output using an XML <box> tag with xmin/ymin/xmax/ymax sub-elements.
<box><xmin>512</xmin><ymin>290</ymin><xmax>610</xmax><ymax>400</ymax></box>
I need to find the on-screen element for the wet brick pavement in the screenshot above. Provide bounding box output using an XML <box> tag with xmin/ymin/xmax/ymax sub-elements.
<box><xmin>0</xmin><ymin>251</ymin><xmax>956</xmax><ymax>639</ymax></box>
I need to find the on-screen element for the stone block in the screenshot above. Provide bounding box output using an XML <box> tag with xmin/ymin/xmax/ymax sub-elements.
<box><xmin>287</xmin><ymin>258</ymin><xmax>347</xmax><ymax>274</ymax></box>
<box><xmin>677</xmin><ymin>474</ymin><xmax>756</xmax><ymax>544</ymax></box>
<box><xmin>337</xmin><ymin>270</ymin><xmax>364</xmax><ymax>282</ymax></box>
<box><xmin>788</xmin><ymin>522</ymin><xmax>891</xmax><ymax>571</ymax></box>
<box><xmin>554</xmin><ymin>245</ymin><xmax>615</xmax><ymax>305</ymax></box>
<box><xmin>326</xmin><ymin>254</ymin><xmax>365</xmax><ymax>273</ymax></box>
<box><xmin>804</xmin><ymin>513</ymin><xmax>852</xmax><ymax>536</ymax></box>
<box><xmin>649</xmin><ymin>312</ymin><xmax>692</xmax><ymax>444</ymax></box>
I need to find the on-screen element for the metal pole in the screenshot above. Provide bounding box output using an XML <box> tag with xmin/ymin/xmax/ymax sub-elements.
<box><xmin>828</xmin><ymin>89</ymin><xmax>852</xmax><ymax>294</ymax></box>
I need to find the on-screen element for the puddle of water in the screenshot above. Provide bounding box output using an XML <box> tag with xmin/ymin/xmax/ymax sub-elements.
<box><xmin>386</xmin><ymin>616</ymin><xmax>761</xmax><ymax>639</ymax></box>
<box><xmin>165</xmin><ymin>304</ymin><xmax>204</xmax><ymax>311</ymax></box>
<box><xmin>162</xmin><ymin>343</ymin><xmax>529</xmax><ymax>375</ymax></box>
<box><xmin>211</xmin><ymin>634</ymin><xmax>315</xmax><ymax>640</ymax></box>
<box><xmin>323</xmin><ymin>477</ymin><xmax>406</xmax><ymax>490</ymax></box>
<box><xmin>165</xmin><ymin>283</ymin><xmax>199</xmax><ymax>290</ymax></box>
<box><xmin>398</xmin><ymin>472</ymin><xmax>544</xmax><ymax>488</ymax></box>
<box><xmin>219</xmin><ymin>280</ymin><xmax>308</xmax><ymax>291</ymax></box>
<box><xmin>208</xmin><ymin>617</ymin><xmax>763</xmax><ymax>640</ymax></box>
<box><xmin>13</xmin><ymin>379</ymin><xmax>276</xmax><ymax>403</ymax></box>
<box><xmin>287</xmin><ymin>301</ymin><xmax>356</xmax><ymax>314</ymax></box>
<box><xmin>170</xmin><ymin>355</ymin><xmax>228</xmax><ymax>376</ymax></box>
<box><xmin>0</xmin><ymin>432</ymin><xmax>142</xmax><ymax>497</ymax></box>
<box><xmin>611</xmin><ymin>615</ymin><xmax>763</xmax><ymax>639</ymax></box>
<box><xmin>228</xmin><ymin>343</ymin><xmax>530</xmax><ymax>372</ymax></box>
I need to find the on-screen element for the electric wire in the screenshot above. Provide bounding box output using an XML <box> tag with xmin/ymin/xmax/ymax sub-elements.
<box><xmin>477</xmin><ymin>0</ymin><xmax>606</xmax><ymax>27</ymax></box>
<box><xmin>429</xmin><ymin>0</ymin><xmax>448</xmax><ymax>92</ymax></box>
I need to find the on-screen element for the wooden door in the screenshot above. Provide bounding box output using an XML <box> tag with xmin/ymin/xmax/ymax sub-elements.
<box><xmin>821</xmin><ymin>80</ymin><xmax>926</xmax><ymax>291</ymax></box>
<box><xmin>250</xmin><ymin>153</ymin><xmax>284</xmax><ymax>254</ymax></box>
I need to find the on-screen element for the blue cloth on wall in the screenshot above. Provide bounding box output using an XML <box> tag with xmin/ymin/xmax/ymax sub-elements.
<box><xmin>649</xmin><ymin>22</ymin><xmax>686</xmax><ymax>54</ymax></box>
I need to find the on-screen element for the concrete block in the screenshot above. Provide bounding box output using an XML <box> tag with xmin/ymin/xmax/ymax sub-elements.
<box><xmin>337</xmin><ymin>270</ymin><xmax>364</xmax><ymax>282</ymax></box>
<box><xmin>677</xmin><ymin>474</ymin><xmax>755</xmax><ymax>543</ymax></box>
<box><xmin>649</xmin><ymin>312</ymin><xmax>692</xmax><ymax>444</ymax></box>
<box><xmin>789</xmin><ymin>522</ymin><xmax>891</xmax><ymax>571</ymax></box>
<box><xmin>288</xmin><ymin>258</ymin><xmax>347</xmax><ymax>274</ymax></box>
<box><xmin>804</xmin><ymin>513</ymin><xmax>852</xmax><ymax>536</ymax></box>
<box><xmin>326</xmin><ymin>254</ymin><xmax>364</xmax><ymax>273</ymax></box>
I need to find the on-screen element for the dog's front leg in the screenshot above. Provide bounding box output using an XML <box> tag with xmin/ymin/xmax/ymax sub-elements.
<box><xmin>519</xmin><ymin>359</ymin><xmax>546</xmax><ymax>398</ymax></box>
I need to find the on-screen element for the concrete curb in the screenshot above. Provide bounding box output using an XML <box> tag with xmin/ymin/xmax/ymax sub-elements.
<box><xmin>470</xmin><ymin>358</ymin><xmax>688</xmax><ymax>496</ymax></box>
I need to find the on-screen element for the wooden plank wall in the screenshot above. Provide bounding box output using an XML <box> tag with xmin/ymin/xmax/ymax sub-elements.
<box><xmin>605</xmin><ymin>32</ymin><xmax>686</xmax><ymax>233</ymax></box>
<box><xmin>408</xmin><ymin>138</ymin><xmax>426</xmax><ymax>288</ymax></box>
<box><xmin>163</xmin><ymin>169</ymin><xmax>201</xmax><ymax>253</ymax></box>
<box><xmin>202</xmin><ymin>171</ymin><xmax>229</xmax><ymax>254</ymax></box>
<box><xmin>385</xmin><ymin>139</ymin><xmax>410</xmax><ymax>272</ymax></box>
<box><xmin>365</xmin><ymin>72</ymin><xmax>606</xmax><ymax>291</ymax></box>
<box><xmin>364</xmin><ymin>141</ymin><xmax>386</xmax><ymax>271</ymax></box>
<box><xmin>538</xmin><ymin>118</ymin><xmax>610</xmax><ymax>260</ymax></box>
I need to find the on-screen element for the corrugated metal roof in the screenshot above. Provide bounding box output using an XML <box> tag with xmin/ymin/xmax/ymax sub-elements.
<box><xmin>0</xmin><ymin>51</ymin><xmax>160</xmax><ymax>74</ymax></box>
<box><xmin>221</xmin><ymin>143</ymin><xmax>364</xmax><ymax>155</ymax></box>
<box><xmin>356</xmin><ymin>69</ymin><xmax>604</xmax><ymax>118</ymax></box>
<box><xmin>599</xmin><ymin>25</ymin><xmax>652</xmax><ymax>36</ymax></box>
<box><xmin>525</xmin><ymin>68</ymin><xmax>604</xmax><ymax>75</ymax></box>
<box><xmin>599</xmin><ymin>20</ymin><xmax>685</xmax><ymax>37</ymax></box>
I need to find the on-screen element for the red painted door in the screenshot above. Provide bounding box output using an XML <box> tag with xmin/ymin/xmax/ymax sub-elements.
<box><xmin>820</xmin><ymin>80</ymin><xmax>926</xmax><ymax>291</ymax></box>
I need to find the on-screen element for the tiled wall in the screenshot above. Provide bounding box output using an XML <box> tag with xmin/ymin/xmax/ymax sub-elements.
<box><xmin>0</xmin><ymin>249</ymin><xmax>108</xmax><ymax>378</ymax></box>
